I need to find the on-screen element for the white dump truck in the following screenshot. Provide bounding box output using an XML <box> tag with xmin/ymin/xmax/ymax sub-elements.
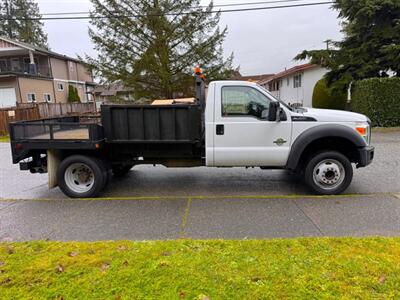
<box><xmin>10</xmin><ymin>69</ymin><xmax>374</xmax><ymax>198</ymax></box>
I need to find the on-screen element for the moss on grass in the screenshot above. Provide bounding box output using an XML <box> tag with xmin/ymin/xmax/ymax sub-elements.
<box><xmin>0</xmin><ymin>135</ymin><xmax>10</xmax><ymax>143</ymax></box>
<box><xmin>372</xmin><ymin>127</ymin><xmax>400</xmax><ymax>133</ymax></box>
<box><xmin>1</xmin><ymin>238</ymin><xmax>400</xmax><ymax>299</ymax></box>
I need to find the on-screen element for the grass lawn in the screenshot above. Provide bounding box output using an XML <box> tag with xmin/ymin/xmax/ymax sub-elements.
<box><xmin>372</xmin><ymin>127</ymin><xmax>400</xmax><ymax>133</ymax></box>
<box><xmin>1</xmin><ymin>238</ymin><xmax>400</xmax><ymax>299</ymax></box>
<box><xmin>0</xmin><ymin>135</ymin><xmax>10</xmax><ymax>142</ymax></box>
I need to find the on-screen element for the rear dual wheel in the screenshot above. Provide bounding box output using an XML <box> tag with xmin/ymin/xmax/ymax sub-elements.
<box><xmin>58</xmin><ymin>155</ymin><xmax>108</xmax><ymax>198</ymax></box>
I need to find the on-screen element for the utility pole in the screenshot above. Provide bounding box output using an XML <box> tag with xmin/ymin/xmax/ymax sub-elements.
<box><xmin>324</xmin><ymin>39</ymin><xmax>331</xmax><ymax>51</ymax></box>
<box><xmin>4</xmin><ymin>0</ymin><xmax>13</xmax><ymax>39</ymax></box>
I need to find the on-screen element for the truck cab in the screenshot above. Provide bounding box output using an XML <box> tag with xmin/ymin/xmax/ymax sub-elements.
<box><xmin>9</xmin><ymin>71</ymin><xmax>374</xmax><ymax>198</ymax></box>
<box><xmin>205</xmin><ymin>80</ymin><xmax>373</xmax><ymax>194</ymax></box>
<box><xmin>206</xmin><ymin>81</ymin><xmax>293</xmax><ymax>167</ymax></box>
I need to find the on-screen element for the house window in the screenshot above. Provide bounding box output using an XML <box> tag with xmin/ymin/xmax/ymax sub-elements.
<box><xmin>57</xmin><ymin>83</ymin><xmax>64</xmax><ymax>91</ymax></box>
<box><xmin>287</xmin><ymin>77</ymin><xmax>290</xmax><ymax>86</ymax></box>
<box><xmin>27</xmin><ymin>93</ymin><xmax>36</xmax><ymax>103</ymax></box>
<box><xmin>294</xmin><ymin>74</ymin><xmax>302</xmax><ymax>88</ymax></box>
<box><xmin>44</xmin><ymin>93</ymin><xmax>52</xmax><ymax>102</ymax></box>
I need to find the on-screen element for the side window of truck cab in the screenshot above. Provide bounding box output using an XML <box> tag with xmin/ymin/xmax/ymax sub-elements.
<box><xmin>222</xmin><ymin>86</ymin><xmax>271</xmax><ymax>119</ymax></box>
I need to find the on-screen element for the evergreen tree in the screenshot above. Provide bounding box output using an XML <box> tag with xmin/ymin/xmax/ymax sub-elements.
<box><xmin>67</xmin><ymin>85</ymin><xmax>80</xmax><ymax>103</ymax></box>
<box><xmin>0</xmin><ymin>0</ymin><xmax>48</xmax><ymax>48</ymax></box>
<box><xmin>74</xmin><ymin>86</ymin><xmax>81</xmax><ymax>103</ymax></box>
<box><xmin>67</xmin><ymin>85</ymin><xmax>75</xmax><ymax>103</ymax></box>
<box><xmin>86</xmin><ymin>0</ymin><xmax>236</xmax><ymax>100</ymax></box>
<box><xmin>295</xmin><ymin>0</ymin><xmax>400</xmax><ymax>89</ymax></box>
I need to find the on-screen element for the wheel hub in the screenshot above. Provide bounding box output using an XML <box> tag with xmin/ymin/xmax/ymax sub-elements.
<box><xmin>65</xmin><ymin>163</ymin><xmax>95</xmax><ymax>194</ymax></box>
<box><xmin>313</xmin><ymin>159</ymin><xmax>345</xmax><ymax>190</ymax></box>
<box><xmin>77</xmin><ymin>168</ymin><xmax>92</xmax><ymax>183</ymax></box>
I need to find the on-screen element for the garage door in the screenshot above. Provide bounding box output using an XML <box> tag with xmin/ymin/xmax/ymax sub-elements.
<box><xmin>0</xmin><ymin>88</ymin><xmax>17</xmax><ymax>108</ymax></box>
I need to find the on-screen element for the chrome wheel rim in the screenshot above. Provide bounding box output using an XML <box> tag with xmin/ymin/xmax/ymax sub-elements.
<box><xmin>313</xmin><ymin>159</ymin><xmax>345</xmax><ymax>190</ymax></box>
<box><xmin>64</xmin><ymin>163</ymin><xmax>95</xmax><ymax>194</ymax></box>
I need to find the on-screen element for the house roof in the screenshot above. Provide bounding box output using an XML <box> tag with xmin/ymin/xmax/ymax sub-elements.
<box><xmin>94</xmin><ymin>81</ymin><xmax>134</xmax><ymax>96</ymax></box>
<box><xmin>0</xmin><ymin>36</ymin><xmax>82</xmax><ymax>63</ymax></box>
<box><xmin>231</xmin><ymin>73</ymin><xmax>275</xmax><ymax>83</ymax></box>
<box><xmin>260</xmin><ymin>63</ymin><xmax>317</xmax><ymax>84</ymax></box>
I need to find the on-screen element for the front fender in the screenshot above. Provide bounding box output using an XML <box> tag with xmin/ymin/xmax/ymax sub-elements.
<box><xmin>286</xmin><ymin>124</ymin><xmax>367</xmax><ymax>170</ymax></box>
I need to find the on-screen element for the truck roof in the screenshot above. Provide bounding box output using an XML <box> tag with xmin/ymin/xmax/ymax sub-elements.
<box><xmin>209</xmin><ymin>80</ymin><xmax>259</xmax><ymax>87</ymax></box>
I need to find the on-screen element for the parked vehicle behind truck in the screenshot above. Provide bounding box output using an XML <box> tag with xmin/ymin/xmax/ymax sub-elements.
<box><xmin>9</xmin><ymin>69</ymin><xmax>374</xmax><ymax>198</ymax></box>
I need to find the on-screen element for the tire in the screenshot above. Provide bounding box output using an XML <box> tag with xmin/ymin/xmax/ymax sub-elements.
<box><xmin>304</xmin><ymin>151</ymin><xmax>353</xmax><ymax>195</ymax></box>
<box><xmin>112</xmin><ymin>164</ymin><xmax>133</xmax><ymax>177</ymax></box>
<box><xmin>57</xmin><ymin>155</ymin><xmax>106</xmax><ymax>198</ymax></box>
<box><xmin>98</xmin><ymin>160</ymin><xmax>111</xmax><ymax>188</ymax></box>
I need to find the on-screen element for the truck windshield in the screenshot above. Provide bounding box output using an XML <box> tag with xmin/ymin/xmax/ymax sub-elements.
<box><xmin>258</xmin><ymin>85</ymin><xmax>294</xmax><ymax>112</ymax></box>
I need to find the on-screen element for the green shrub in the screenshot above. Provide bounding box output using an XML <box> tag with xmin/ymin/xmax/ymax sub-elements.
<box><xmin>67</xmin><ymin>85</ymin><xmax>75</xmax><ymax>102</ymax></box>
<box><xmin>67</xmin><ymin>85</ymin><xmax>81</xmax><ymax>103</ymax></box>
<box><xmin>352</xmin><ymin>78</ymin><xmax>400</xmax><ymax>127</ymax></box>
<box><xmin>312</xmin><ymin>78</ymin><xmax>347</xmax><ymax>110</ymax></box>
<box><xmin>75</xmin><ymin>86</ymin><xmax>81</xmax><ymax>102</ymax></box>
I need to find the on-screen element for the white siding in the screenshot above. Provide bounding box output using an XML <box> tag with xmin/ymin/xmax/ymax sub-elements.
<box><xmin>267</xmin><ymin>66</ymin><xmax>328</xmax><ymax>107</ymax></box>
<box><xmin>302</xmin><ymin>67</ymin><xmax>328</xmax><ymax>107</ymax></box>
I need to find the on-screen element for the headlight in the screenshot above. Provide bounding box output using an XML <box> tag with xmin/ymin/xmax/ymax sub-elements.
<box><xmin>355</xmin><ymin>124</ymin><xmax>370</xmax><ymax>145</ymax></box>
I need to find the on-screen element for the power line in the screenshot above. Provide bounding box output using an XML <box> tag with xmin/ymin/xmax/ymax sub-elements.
<box><xmin>38</xmin><ymin>0</ymin><xmax>317</xmax><ymax>16</ymax></box>
<box><xmin>0</xmin><ymin>1</ymin><xmax>333</xmax><ymax>21</ymax></box>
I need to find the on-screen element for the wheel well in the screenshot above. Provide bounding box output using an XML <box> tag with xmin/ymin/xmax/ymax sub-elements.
<box><xmin>296</xmin><ymin>137</ymin><xmax>360</xmax><ymax>170</ymax></box>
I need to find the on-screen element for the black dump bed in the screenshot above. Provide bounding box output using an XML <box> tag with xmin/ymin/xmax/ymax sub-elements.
<box><xmin>9</xmin><ymin>70</ymin><xmax>207</xmax><ymax>164</ymax></box>
<box><xmin>9</xmin><ymin>116</ymin><xmax>104</xmax><ymax>163</ymax></box>
<box><xmin>101</xmin><ymin>104</ymin><xmax>202</xmax><ymax>144</ymax></box>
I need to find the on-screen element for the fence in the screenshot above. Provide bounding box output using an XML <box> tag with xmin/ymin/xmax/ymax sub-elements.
<box><xmin>0</xmin><ymin>102</ymin><xmax>96</xmax><ymax>135</ymax></box>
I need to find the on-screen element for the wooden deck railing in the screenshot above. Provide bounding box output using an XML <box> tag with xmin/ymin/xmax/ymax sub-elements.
<box><xmin>0</xmin><ymin>103</ymin><xmax>96</xmax><ymax>135</ymax></box>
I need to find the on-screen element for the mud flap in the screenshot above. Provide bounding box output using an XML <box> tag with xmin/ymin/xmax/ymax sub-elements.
<box><xmin>48</xmin><ymin>150</ymin><xmax>61</xmax><ymax>189</ymax></box>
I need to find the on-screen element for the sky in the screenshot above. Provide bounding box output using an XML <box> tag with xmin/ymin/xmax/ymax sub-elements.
<box><xmin>36</xmin><ymin>0</ymin><xmax>343</xmax><ymax>75</ymax></box>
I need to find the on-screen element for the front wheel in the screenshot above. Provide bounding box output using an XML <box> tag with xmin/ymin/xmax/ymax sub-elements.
<box><xmin>58</xmin><ymin>155</ymin><xmax>106</xmax><ymax>198</ymax></box>
<box><xmin>304</xmin><ymin>151</ymin><xmax>353</xmax><ymax>195</ymax></box>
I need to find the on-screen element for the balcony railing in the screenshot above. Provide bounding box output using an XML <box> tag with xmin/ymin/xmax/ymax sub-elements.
<box><xmin>0</xmin><ymin>62</ymin><xmax>51</xmax><ymax>77</ymax></box>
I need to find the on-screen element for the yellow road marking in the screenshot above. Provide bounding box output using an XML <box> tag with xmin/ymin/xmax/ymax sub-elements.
<box><xmin>0</xmin><ymin>193</ymin><xmax>394</xmax><ymax>203</ymax></box>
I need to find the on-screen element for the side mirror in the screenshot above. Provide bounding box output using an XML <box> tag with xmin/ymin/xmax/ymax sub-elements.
<box><xmin>268</xmin><ymin>102</ymin><xmax>280</xmax><ymax>122</ymax></box>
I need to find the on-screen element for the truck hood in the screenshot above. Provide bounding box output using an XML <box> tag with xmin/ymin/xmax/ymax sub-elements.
<box><xmin>298</xmin><ymin>108</ymin><xmax>369</xmax><ymax>123</ymax></box>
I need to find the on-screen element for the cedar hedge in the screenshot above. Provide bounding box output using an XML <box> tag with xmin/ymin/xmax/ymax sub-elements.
<box><xmin>67</xmin><ymin>85</ymin><xmax>81</xmax><ymax>103</ymax></box>
<box><xmin>312</xmin><ymin>78</ymin><xmax>347</xmax><ymax>110</ymax></box>
<box><xmin>352</xmin><ymin>78</ymin><xmax>400</xmax><ymax>127</ymax></box>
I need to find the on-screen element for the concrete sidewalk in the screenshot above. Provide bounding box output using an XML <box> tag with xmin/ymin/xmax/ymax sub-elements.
<box><xmin>1</xmin><ymin>194</ymin><xmax>399</xmax><ymax>241</ymax></box>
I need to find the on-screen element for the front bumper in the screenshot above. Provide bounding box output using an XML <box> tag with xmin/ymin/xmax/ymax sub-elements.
<box><xmin>357</xmin><ymin>146</ymin><xmax>375</xmax><ymax>168</ymax></box>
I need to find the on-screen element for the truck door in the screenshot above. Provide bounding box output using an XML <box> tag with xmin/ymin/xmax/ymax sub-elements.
<box><xmin>213</xmin><ymin>84</ymin><xmax>292</xmax><ymax>167</ymax></box>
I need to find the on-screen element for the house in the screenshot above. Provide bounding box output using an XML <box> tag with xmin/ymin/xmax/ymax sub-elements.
<box><xmin>231</xmin><ymin>72</ymin><xmax>275</xmax><ymax>84</ymax></box>
<box><xmin>0</xmin><ymin>37</ymin><xmax>96</xmax><ymax>108</ymax></box>
<box><xmin>94</xmin><ymin>81</ymin><xmax>135</xmax><ymax>103</ymax></box>
<box><xmin>259</xmin><ymin>63</ymin><xmax>328</xmax><ymax>107</ymax></box>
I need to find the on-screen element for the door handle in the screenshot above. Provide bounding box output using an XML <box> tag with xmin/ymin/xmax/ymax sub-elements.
<box><xmin>216</xmin><ymin>124</ymin><xmax>224</xmax><ymax>135</ymax></box>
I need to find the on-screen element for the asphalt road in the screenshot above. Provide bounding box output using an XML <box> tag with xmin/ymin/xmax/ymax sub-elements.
<box><xmin>0</xmin><ymin>130</ymin><xmax>399</xmax><ymax>241</ymax></box>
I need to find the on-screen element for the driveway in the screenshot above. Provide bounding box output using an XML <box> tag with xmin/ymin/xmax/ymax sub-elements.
<box><xmin>0</xmin><ymin>130</ymin><xmax>399</xmax><ymax>241</ymax></box>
